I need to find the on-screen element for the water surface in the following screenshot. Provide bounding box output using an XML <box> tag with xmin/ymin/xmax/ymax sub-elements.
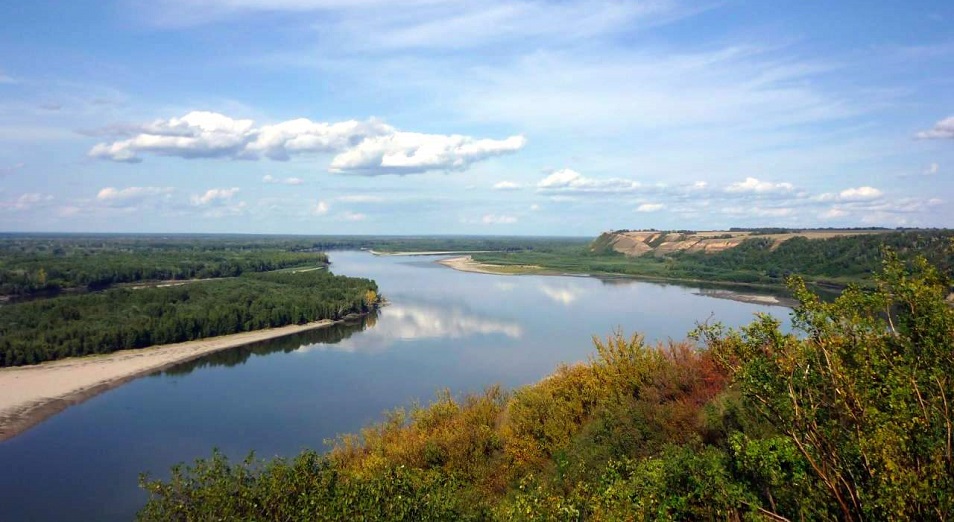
<box><xmin>0</xmin><ymin>252</ymin><xmax>790</xmax><ymax>521</ymax></box>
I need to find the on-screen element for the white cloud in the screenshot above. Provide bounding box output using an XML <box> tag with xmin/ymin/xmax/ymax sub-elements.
<box><xmin>482</xmin><ymin>213</ymin><xmax>517</xmax><ymax>225</ymax></box>
<box><xmin>492</xmin><ymin>181</ymin><xmax>522</xmax><ymax>191</ymax></box>
<box><xmin>837</xmin><ymin>186</ymin><xmax>883</xmax><ymax>201</ymax></box>
<box><xmin>725</xmin><ymin>177</ymin><xmax>794</xmax><ymax>194</ymax></box>
<box><xmin>328</xmin><ymin>132</ymin><xmax>526</xmax><ymax>175</ymax></box>
<box><xmin>924</xmin><ymin>162</ymin><xmax>939</xmax><ymax>175</ymax></box>
<box><xmin>89</xmin><ymin>111</ymin><xmax>255</xmax><ymax>163</ymax></box>
<box><xmin>822</xmin><ymin>208</ymin><xmax>848</xmax><ymax>219</ymax></box>
<box><xmin>248</xmin><ymin>118</ymin><xmax>391</xmax><ymax>160</ymax></box>
<box><xmin>96</xmin><ymin>186</ymin><xmax>174</xmax><ymax>204</ymax></box>
<box><xmin>636</xmin><ymin>203</ymin><xmax>665</xmax><ymax>212</ymax></box>
<box><xmin>191</xmin><ymin>187</ymin><xmax>240</xmax><ymax>205</ymax></box>
<box><xmin>1</xmin><ymin>193</ymin><xmax>54</xmax><ymax>211</ymax></box>
<box><xmin>537</xmin><ymin>168</ymin><xmax>640</xmax><ymax>194</ymax></box>
<box><xmin>529</xmin><ymin>203</ymin><xmax>541</xmax><ymax>211</ymax></box>
<box><xmin>262</xmin><ymin>174</ymin><xmax>305</xmax><ymax>185</ymax></box>
<box><xmin>916</xmin><ymin>116</ymin><xmax>954</xmax><ymax>139</ymax></box>
<box><xmin>88</xmin><ymin>111</ymin><xmax>525</xmax><ymax>175</ymax></box>
<box><xmin>312</xmin><ymin>200</ymin><xmax>330</xmax><ymax>215</ymax></box>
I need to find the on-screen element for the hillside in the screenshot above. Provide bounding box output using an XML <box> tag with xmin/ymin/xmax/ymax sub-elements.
<box><xmin>591</xmin><ymin>228</ymin><xmax>894</xmax><ymax>257</ymax></box>
<box><xmin>470</xmin><ymin>229</ymin><xmax>954</xmax><ymax>290</ymax></box>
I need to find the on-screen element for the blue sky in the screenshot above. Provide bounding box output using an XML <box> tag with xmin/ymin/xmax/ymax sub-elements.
<box><xmin>0</xmin><ymin>0</ymin><xmax>952</xmax><ymax>235</ymax></box>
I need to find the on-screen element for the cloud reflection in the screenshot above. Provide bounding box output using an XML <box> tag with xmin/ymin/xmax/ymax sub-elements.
<box><xmin>298</xmin><ymin>303</ymin><xmax>522</xmax><ymax>354</ymax></box>
<box><xmin>538</xmin><ymin>283</ymin><xmax>585</xmax><ymax>306</ymax></box>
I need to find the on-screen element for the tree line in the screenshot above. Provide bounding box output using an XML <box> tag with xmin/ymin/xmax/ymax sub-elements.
<box><xmin>0</xmin><ymin>270</ymin><xmax>378</xmax><ymax>367</ymax></box>
<box><xmin>0</xmin><ymin>240</ymin><xmax>328</xmax><ymax>296</ymax></box>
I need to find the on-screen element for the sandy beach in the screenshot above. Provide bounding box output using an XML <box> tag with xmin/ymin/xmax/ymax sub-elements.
<box><xmin>437</xmin><ymin>255</ymin><xmax>546</xmax><ymax>275</ymax></box>
<box><xmin>0</xmin><ymin>320</ymin><xmax>336</xmax><ymax>442</ymax></box>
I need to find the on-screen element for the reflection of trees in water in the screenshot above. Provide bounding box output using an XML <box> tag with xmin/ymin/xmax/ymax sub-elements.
<box><xmin>159</xmin><ymin>313</ymin><xmax>377</xmax><ymax>377</ymax></box>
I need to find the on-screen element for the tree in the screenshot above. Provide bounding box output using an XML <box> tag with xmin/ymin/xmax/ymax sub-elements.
<box><xmin>696</xmin><ymin>251</ymin><xmax>954</xmax><ymax>520</ymax></box>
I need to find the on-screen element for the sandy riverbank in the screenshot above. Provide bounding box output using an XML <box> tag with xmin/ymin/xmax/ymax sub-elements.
<box><xmin>0</xmin><ymin>320</ymin><xmax>336</xmax><ymax>442</ymax></box>
<box><xmin>437</xmin><ymin>255</ymin><xmax>546</xmax><ymax>275</ymax></box>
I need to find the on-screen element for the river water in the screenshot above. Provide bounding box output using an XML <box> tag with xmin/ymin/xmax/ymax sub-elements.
<box><xmin>0</xmin><ymin>252</ymin><xmax>791</xmax><ymax>521</ymax></box>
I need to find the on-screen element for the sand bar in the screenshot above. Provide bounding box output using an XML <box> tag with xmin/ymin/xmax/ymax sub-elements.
<box><xmin>0</xmin><ymin>320</ymin><xmax>336</xmax><ymax>442</ymax></box>
<box><xmin>437</xmin><ymin>255</ymin><xmax>546</xmax><ymax>275</ymax></box>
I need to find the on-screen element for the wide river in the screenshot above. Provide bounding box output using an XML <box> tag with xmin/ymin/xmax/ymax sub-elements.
<box><xmin>0</xmin><ymin>251</ymin><xmax>790</xmax><ymax>521</ymax></box>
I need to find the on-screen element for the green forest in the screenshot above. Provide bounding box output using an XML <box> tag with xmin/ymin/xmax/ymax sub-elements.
<box><xmin>0</xmin><ymin>269</ymin><xmax>378</xmax><ymax>367</ymax></box>
<box><xmin>0</xmin><ymin>237</ymin><xmax>328</xmax><ymax>296</ymax></box>
<box><xmin>473</xmin><ymin>230</ymin><xmax>954</xmax><ymax>290</ymax></box>
<box><xmin>137</xmin><ymin>251</ymin><xmax>954</xmax><ymax>520</ymax></box>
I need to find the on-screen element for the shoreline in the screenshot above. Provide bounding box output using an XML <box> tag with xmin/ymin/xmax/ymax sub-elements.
<box><xmin>0</xmin><ymin>319</ymin><xmax>340</xmax><ymax>443</ymax></box>
<box><xmin>437</xmin><ymin>256</ymin><xmax>797</xmax><ymax>307</ymax></box>
<box><xmin>437</xmin><ymin>255</ymin><xmax>549</xmax><ymax>275</ymax></box>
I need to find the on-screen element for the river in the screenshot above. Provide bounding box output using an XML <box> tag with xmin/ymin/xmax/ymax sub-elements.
<box><xmin>0</xmin><ymin>251</ymin><xmax>791</xmax><ymax>521</ymax></box>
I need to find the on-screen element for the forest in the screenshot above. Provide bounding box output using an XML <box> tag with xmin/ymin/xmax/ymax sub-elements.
<box><xmin>0</xmin><ymin>269</ymin><xmax>378</xmax><ymax>367</ymax></box>
<box><xmin>137</xmin><ymin>250</ymin><xmax>954</xmax><ymax>520</ymax></box>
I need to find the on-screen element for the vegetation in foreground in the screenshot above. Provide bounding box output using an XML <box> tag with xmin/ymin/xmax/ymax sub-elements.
<box><xmin>473</xmin><ymin>229</ymin><xmax>954</xmax><ymax>290</ymax></box>
<box><xmin>138</xmin><ymin>250</ymin><xmax>954</xmax><ymax>521</ymax></box>
<box><xmin>0</xmin><ymin>270</ymin><xmax>378</xmax><ymax>367</ymax></box>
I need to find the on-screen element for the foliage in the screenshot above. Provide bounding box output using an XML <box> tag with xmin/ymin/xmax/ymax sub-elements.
<box><xmin>139</xmin><ymin>250</ymin><xmax>954</xmax><ymax>520</ymax></box>
<box><xmin>0</xmin><ymin>269</ymin><xmax>378</xmax><ymax>367</ymax></box>
<box><xmin>696</xmin><ymin>251</ymin><xmax>954</xmax><ymax>519</ymax></box>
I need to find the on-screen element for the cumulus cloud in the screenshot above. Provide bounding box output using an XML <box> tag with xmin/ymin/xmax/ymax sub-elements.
<box><xmin>636</xmin><ymin>203</ymin><xmax>665</xmax><ymax>212</ymax></box>
<box><xmin>312</xmin><ymin>200</ymin><xmax>330</xmax><ymax>215</ymax></box>
<box><xmin>916</xmin><ymin>116</ymin><xmax>954</xmax><ymax>139</ymax></box>
<box><xmin>191</xmin><ymin>187</ymin><xmax>240</xmax><ymax>205</ymax></box>
<box><xmin>493</xmin><ymin>181</ymin><xmax>522</xmax><ymax>190</ymax></box>
<box><xmin>837</xmin><ymin>186</ymin><xmax>883</xmax><ymax>201</ymax></box>
<box><xmin>536</xmin><ymin>168</ymin><xmax>640</xmax><ymax>194</ymax></box>
<box><xmin>87</xmin><ymin>111</ymin><xmax>525</xmax><ymax>174</ymax></box>
<box><xmin>89</xmin><ymin>112</ymin><xmax>255</xmax><ymax>163</ymax></box>
<box><xmin>328</xmin><ymin>132</ymin><xmax>526</xmax><ymax>174</ymax></box>
<box><xmin>97</xmin><ymin>186</ymin><xmax>174</xmax><ymax>204</ymax></box>
<box><xmin>482</xmin><ymin>213</ymin><xmax>517</xmax><ymax>224</ymax></box>
<box><xmin>1</xmin><ymin>193</ymin><xmax>53</xmax><ymax>211</ymax></box>
<box><xmin>262</xmin><ymin>174</ymin><xmax>305</xmax><ymax>185</ymax></box>
<box><xmin>725</xmin><ymin>177</ymin><xmax>794</xmax><ymax>194</ymax></box>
